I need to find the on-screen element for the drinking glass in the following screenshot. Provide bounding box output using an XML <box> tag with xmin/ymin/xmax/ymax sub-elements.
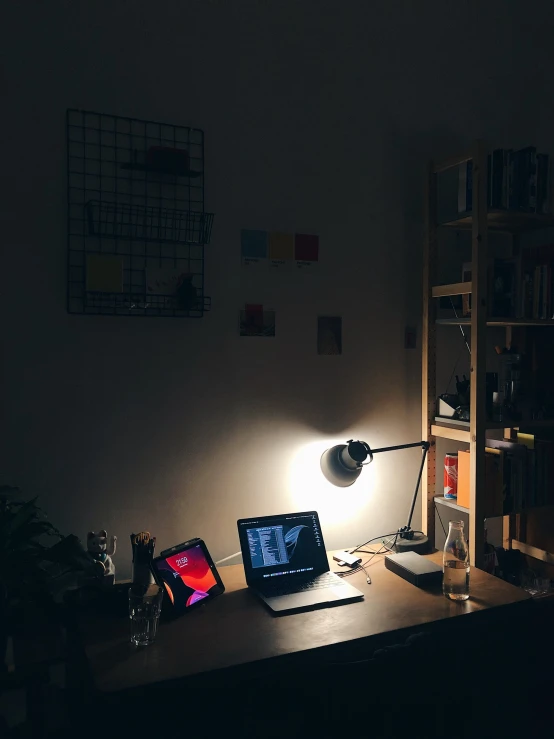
<box><xmin>129</xmin><ymin>584</ymin><xmax>163</xmax><ymax>646</ymax></box>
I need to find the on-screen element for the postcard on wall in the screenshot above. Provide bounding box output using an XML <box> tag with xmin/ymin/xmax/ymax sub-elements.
<box><xmin>317</xmin><ymin>316</ymin><xmax>342</xmax><ymax>355</ymax></box>
<box><xmin>239</xmin><ymin>304</ymin><xmax>276</xmax><ymax>337</ymax></box>
<box><xmin>295</xmin><ymin>234</ymin><xmax>319</xmax><ymax>271</ymax></box>
<box><xmin>241</xmin><ymin>229</ymin><xmax>268</xmax><ymax>268</ymax></box>
<box><xmin>268</xmin><ymin>231</ymin><xmax>294</xmax><ymax>271</ymax></box>
<box><xmin>146</xmin><ymin>267</ymin><xmax>198</xmax><ymax>311</ymax></box>
<box><xmin>146</xmin><ymin>267</ymin><xmax>189</xmax><ymax>296</ymax></box>
<box><xmin>86</xmin><ymin>254</ymin><xmax>124</xmax><ymax>293</ymax></box>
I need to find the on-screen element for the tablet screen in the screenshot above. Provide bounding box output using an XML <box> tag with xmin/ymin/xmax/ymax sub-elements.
<box><xmin>152</xmin><ymin>542</ymin><xmax>222</xmax><ymax>613</ymax></box>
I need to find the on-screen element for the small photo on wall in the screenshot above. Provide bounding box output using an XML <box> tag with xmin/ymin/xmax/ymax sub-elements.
<box><xmin>317</xmin><ymin>316</ymin><xmax>342</xmax><ymax>355</ymax></box>
<box><xmin>239</xmin><ymin>304</ymin><xmax>276</xmax><ymax>337</ymax></box>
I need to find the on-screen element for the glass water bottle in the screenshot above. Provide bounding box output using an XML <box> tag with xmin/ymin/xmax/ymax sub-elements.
<box><xmin>443</xmin><ymin>520</ymin><xmax>470</xmax><ymax>600</ymax></box>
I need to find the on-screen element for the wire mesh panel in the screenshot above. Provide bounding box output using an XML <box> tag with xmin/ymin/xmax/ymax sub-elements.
<box><xmin>67</xmin><ymin>109</ymin><xmax>213</xmax><ymax>317</ymax></box>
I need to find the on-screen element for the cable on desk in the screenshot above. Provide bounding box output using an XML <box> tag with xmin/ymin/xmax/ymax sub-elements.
<box><xmin>349</xmin><ymin>533</ymin><xmax>398</xmax><ymax>555</ymax></box>
<box><xmin>215</xmin><ymin>551</ymin><xmax>242</xmax><ymax>565</ymax></box>
<box><xmin>335</xmin><ymin>543</ymin><xmax>391</xmax><ymax>583</ymax></box>
<box><xmin>350</xmin><ymin>530</ymin><xmax>424</xmax><ymax>555</ymax></box>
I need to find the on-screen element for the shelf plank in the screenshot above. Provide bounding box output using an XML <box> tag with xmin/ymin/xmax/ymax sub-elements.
<box><xmin>435</xmin><ymin>418</ymin><xmax>507</xmax><ymax>431</ymax></box>
<box><xmin>436</xmin><ymin>318</ymin><xmax>554</xmax><ymax>327</ymax></box>
<box><xmin>511</xmin><ymin>539</ymin><xmax>554</xmax><ymax>565</ymax></box>
<box><xmin>440</xmin><ymin>210</ymin><xmax>554</xmax><ymax>233</ymax></box>
<box><xmin>431</xmin><ymin>424</ymin><xmax>470</xmax><ymax>443</ymax></box>
<box><xmin>434</xmin><ymin>496</ymin><xmax>470</xmax><ymax>513</ymax></box>
<box><xmin>432</xmin><ymin>150</ymin><xmax>473</xmax><ymax>174</ymax></box>
<box><xmin>432</xmin><ymin>282</ymin><xmax>472</xmax><ymax>297</ymax></box>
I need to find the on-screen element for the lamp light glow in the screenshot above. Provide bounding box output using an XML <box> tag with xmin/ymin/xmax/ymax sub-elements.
<box><xmin>288</xmin><ymin>439</ymin><xmax>372</xmax><ymax>525</ymax></box>
<box><xmin>319</xmin><ymin>437</ymin><xmax>431</xmax><ymax>554</ymax></box>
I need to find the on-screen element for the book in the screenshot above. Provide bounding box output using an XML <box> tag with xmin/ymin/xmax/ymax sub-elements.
<box><xmin>490</xmin><ymin>149</ymin><xmax>510</xmax><ymax>208</ymax></box>
<box><xmin>533</xmin><ymin>265</ymin><xmax>541</xmax><ymax>319</ymax></box>
<box><xmin>458</xmin><ymin>161</ymin><xmax>472</xmax><ymax>213</ymax></box>
<box><xmin>502</xmin><ymin>149</ymin><xmax>512</xmax><ymax>209</ymax></box>
<box><xmin>529</xmin><ymin>147</ymin><xmax>537</xmax><ymax>212</ymax></box>
<box><xmin>521</xmin><ymin>271</ymin><xmax>533</xmax><ymax>318</ymax></box>
<box><xmin>490</xmin><ymin>258</ymin><xmax>520</xmax><ymax>318</ymax></box>
<box><xmin>485</xmin><ymin>438</ymin><xmax>527</xmax><ymax>455</ymax></box>
<box><xmin>537</xmin><ymin>153</ymin><xmax>549</xmax><ymax>214</ymax></box>
<box><xmin>458</xmin><ymin>145</ymin><xmax>547</xmax><ymax>214</ymax></box>
<box><xmin>541</xmin><ymin>265</ymin><xmax>549</xmax><ymax>319</ymax></box>
<box><xmin>508</xmin><ymin>150</ymin><xmax>518</xmax><ymax>210</ymax></box>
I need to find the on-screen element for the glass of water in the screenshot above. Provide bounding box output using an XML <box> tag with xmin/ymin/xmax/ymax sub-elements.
<box><xmin>129</xmin><ymin>584</ymin><xmax>163</xmax><ymax>646</ymax></box>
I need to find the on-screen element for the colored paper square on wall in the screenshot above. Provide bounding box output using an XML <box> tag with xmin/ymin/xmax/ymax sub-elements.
<box><xmin>269</xmin><ymin>232</ymin><xmax>294</xmax><ymax>260</ymax></box>
<box><xmin>86</xmin><ymin>254</ymin><xmax>123</xmax><ymax>293</ymax></box>
<box><xmin>241</xmin><ymin>229</ymin><xmax>268</xmax><ymax>259</ymax></box>
<box><xmin>295</xmin><ymin>234</ymin><xmax>319</xmax><ymax>262</ymax></box>
<box><xmin>239</xmin><ymin>304</ymin><xmax>275</xmax><ymax>337</ymax></box>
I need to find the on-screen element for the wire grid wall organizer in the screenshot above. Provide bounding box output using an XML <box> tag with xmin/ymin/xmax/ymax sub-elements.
<box><xmin>67</xmin><ymin>109</ymin><xmax>214</xmax><ymax>317</ymax></box>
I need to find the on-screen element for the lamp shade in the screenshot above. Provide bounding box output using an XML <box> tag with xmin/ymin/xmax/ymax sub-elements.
<box><xmin>320</xmin><ymin>441</ymin><xmax>370</xmax><ymax>487</ymax></box>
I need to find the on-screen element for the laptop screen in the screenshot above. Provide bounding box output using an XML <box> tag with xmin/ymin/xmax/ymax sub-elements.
<box><xmin>237</xmin><ymin>511</ymin><xmax>329</xmax><ymax>583</ymax></box>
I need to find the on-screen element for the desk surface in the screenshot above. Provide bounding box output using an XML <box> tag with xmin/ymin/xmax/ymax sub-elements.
<box><xmin>84</xmin><ymin>551</ymin><xmax>529</xmax><ymax>693</ymax></box>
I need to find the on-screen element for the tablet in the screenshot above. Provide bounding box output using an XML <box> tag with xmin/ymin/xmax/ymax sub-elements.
<box><xmin>151</xmin><ymin>538</ymin><xmax>225</xmax><ymax>615</ymax></box>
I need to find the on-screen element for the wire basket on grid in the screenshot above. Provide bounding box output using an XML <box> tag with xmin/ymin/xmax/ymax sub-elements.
<box><xmin>86</xmin><ymin>200</ymin><xmax>214</xmax><ymax>245</ymax></box>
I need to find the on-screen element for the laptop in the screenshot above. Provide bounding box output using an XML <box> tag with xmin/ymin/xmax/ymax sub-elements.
<box><xmin>237</xmin><ymin>510</ymin><xmax>364</xmax><ymax>614</ymax></box>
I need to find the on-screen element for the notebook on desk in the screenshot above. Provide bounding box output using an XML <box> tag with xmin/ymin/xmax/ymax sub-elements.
<box><xmin>237</xmin><ymin>510</ymin><xmax>364</xmax><ymax>614</ymax></box>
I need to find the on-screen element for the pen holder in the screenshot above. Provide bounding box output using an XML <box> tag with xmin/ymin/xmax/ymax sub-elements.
<box><xmin>130</xmin><ymin>532</ymin><xmax>156</xmax><ymax>586</ymax></box>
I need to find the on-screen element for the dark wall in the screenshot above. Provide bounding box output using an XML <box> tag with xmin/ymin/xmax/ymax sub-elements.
<box><xmin>2</xmin><ymin>1</ymin><xmax>554</xmax><ymax>576</ymax></box>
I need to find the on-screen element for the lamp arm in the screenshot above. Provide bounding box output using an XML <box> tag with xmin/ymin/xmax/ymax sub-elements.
<box><xmin>369</xmin><ymin>441</ymin><xmax>429</xmax><ymax>455</ymax></box>
<box><xmin>404</xmin><ymin>442</ymin><xmax>430</xmax><ymax>532</ymax></box>
<box><xmin>367</xmin><ymin>440</ymin><xmax>431</xmax><ymax>539</ymax></box>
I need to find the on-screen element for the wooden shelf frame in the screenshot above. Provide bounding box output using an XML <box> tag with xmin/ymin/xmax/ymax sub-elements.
<box><xmin>423</xmin><ymin>141</ymin><xmax>487</xmax><ymax>567</ymax></box>
<box><xmin>434</xmin><ymin>496</ymin><xmax>469</xmax><ymax>514</ymax></box>
<box><xmin>424</xmin><ymin>142</ymin><xmax>554</xmax><ymax>569</ymax></box>
<box><xmin>431</xmin><ymin>424</ymin><xmax>470</xmax><ymax>444</ymax></box>
<box><xmin>511</xmin><ymin>539</ymin><xmax>554</xmax><ymax>566</ymax></box>
<box><xmin>439</xmin><ymin>210</ymin><xmax>554</xmax><ymax>233</ymax></box>
<box><xmin>432</xmin><ymin>282</ymin><xmax>472</xmax><ymax>298</ymax></box>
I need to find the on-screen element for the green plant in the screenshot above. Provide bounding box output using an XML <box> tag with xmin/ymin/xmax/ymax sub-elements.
<box><xmin>0</xmin><ymin>486</ymin><xmax>62</xmax><ymax>600</ymax></box>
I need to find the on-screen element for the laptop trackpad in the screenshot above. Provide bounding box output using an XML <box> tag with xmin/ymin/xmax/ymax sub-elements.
<box><xmin>259</xmin><ymin>584</ymin><xmax>363</xmax><ymax>613</ymax></box>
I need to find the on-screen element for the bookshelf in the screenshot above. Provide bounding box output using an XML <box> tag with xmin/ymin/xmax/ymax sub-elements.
<box><xmin>422</xmin><ymin>140</ymin><xmax>554</xmax><ymax>569</ymax></box>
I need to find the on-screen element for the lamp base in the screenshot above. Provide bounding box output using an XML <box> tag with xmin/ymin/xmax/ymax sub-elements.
<box><xmin>394</xmin><ymin>532</ymin><xmax>430</xmax><ymax>555</ymax></box>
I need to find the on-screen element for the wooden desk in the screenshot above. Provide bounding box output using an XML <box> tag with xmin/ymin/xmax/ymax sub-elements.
<box><xmin>82</xmin><ymin>551</ymin><xmax>530</xmax><ymax>695</ymax></box>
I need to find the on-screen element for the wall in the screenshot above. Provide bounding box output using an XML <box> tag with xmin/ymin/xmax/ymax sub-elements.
<box><xmin>3</xmin><ymin>1</ymin><xmax>554</xmax><ymax>577</ymax></box>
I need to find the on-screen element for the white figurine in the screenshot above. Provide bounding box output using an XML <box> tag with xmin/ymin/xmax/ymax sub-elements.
<box><xmin>87</xmin><ymin>530</ymin><xmax>117</xmax><ymax>579</ymax></box>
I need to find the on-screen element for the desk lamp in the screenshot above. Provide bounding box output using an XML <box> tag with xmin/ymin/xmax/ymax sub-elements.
<box><xmin>320</xmin><ymin>439</ymin><xmax>431</xmax><ymax>554</ymax></box>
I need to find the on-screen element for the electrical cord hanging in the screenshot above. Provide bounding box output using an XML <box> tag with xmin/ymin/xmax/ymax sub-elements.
<box><xmin>435</xmin><ymin>499</ymin><xmax>448</xmax><ymax>539</ymax></box>
<box><xmin>215</xmin><ymin>551</ymin><xmax>242</xmax><ymax>565</ymax></box>
<box><xmin>449</xmin><ymin>297</ymin><xmax>471</xmax><ymax>355</ymax></box>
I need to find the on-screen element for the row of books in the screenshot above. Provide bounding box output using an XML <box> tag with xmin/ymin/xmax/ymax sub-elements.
<box><xmin>486</xmin><ymin>437</ymin><xmax>554</xmax><ymax>515</ymax></box>
<box><xmin>458</xmin><ymin>146</ymin><xmax>550</xmax><ymax>214</ymax></box>
<box><xmin>488</xmin><ymin>244</ymin><xmax>554</xmax><ymax>319</ymax></box>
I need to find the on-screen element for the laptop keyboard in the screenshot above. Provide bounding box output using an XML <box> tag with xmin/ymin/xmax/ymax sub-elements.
<box><xmin>260</xmin><ymin>572</ymin><xmax>345</xmax><ymax>597</ymax></box>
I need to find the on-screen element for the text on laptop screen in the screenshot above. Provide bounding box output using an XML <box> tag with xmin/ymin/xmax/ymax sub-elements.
<box><xmin>242</xmin><ymin>512</ymin><xmax>328</xmax><ymax>579</ymax></box>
